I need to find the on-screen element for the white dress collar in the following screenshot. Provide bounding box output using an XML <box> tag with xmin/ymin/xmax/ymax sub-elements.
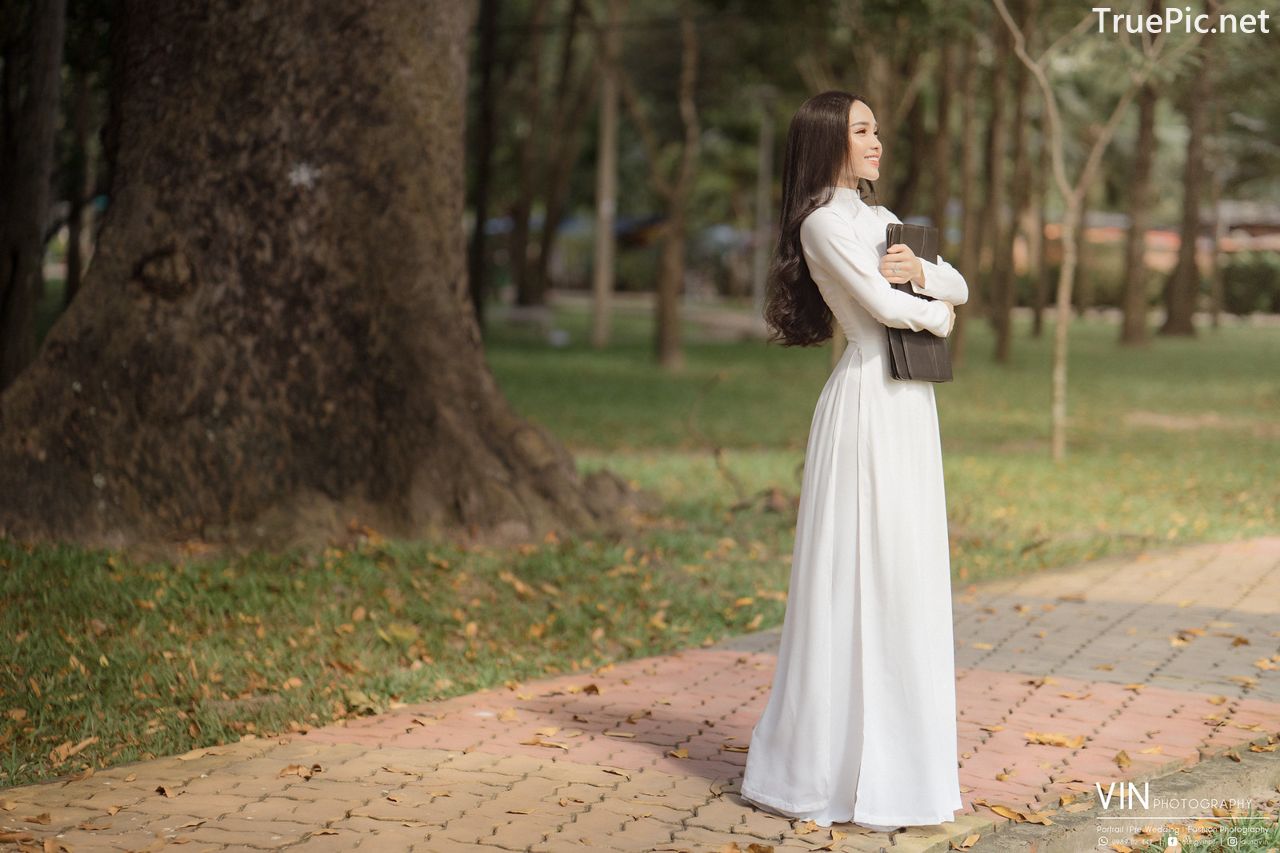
<box><xmin>825</xmin><ymin>185</ymin><xmax>872</xmax><ymax>210</ymax></box>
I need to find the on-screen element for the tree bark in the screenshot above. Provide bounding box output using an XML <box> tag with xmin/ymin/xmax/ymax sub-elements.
<box><xmin>0</xmin><ymin>0</ymin><xmax>634</xmax><ymax>550</ymax></box>
<box><xmin>0</xmin><ymin>0</ymin><xmax>67</xmax><ymax>390</ymax></box>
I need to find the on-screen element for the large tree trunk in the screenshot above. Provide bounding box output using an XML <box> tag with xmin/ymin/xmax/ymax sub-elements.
<box><xmin>0</xmin><ymin>0</ymin><xmax>633</xmax><ymax>550</ymax></box>
<box><xmin>1160</xmin><ymin>33</ymin><xmax>1212</xmax><ymax>336</ymax></box>
<box><xmin>0</xmin><ymin>0</ymin><xmax>67</xmax><ymax>390</ymax></box>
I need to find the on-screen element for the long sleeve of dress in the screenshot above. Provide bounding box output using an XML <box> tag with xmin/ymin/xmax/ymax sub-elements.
<box><xmin>912</xmin><ymin>256</ymin><xmax>969</xmax><ymax>305</ymax></box>
<box><xmin>800</xmin><ymin>208</ymin><xmax>955</xmax><ymax>336</ymax></box>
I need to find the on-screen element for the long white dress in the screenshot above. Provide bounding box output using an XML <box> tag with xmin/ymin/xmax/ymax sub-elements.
<box><xmin>739</xmin><ymin>185</ymin><xmax>968</xmax><ymax>828</ymax></box>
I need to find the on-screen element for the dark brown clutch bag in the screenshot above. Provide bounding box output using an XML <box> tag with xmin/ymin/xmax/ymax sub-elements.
<box><xmin>884</xmin><ymin>222</ymin><xmax>953</xmax><ymax>383</ymax></box>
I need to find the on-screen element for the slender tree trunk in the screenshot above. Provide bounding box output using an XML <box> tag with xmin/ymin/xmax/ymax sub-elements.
<box><xmin>1119</xmin><ymin>76</ymin><xmax>1157</xmax><ymax>345</ymax></box>
<box><xmin>995</xmin><ymin>0</ymin><xmax>1033</xmax><ymax>363</ymax></box>
<box><xmin>510</xmin><ymin>0</ymin><xmax>551</xmax><ymax>308</ymax></box>
<box><xmin>64</xmin><ymin>62</ymin><xmax>94</xmax><ymax>309</ymax></box>
<box><xmin>893</xmin><ymin>77</ymin><xmax>926</xmax><ymax>217</ymax></box>
<box><xmin>979</xmin><ymin>19</ymin><xmax>1010</xmax><ymax>334</ymax></box>
<box><xmin>931</xmin><ymin>43</ymin><xmax>953</xmax><ymax>252</ymax></box>
<box><xmin>1160</xmin><ymin>33</ymin><xmax>1212</xmax><ymax>336</ymax></box>
<box><xmin>655</xmin><ymin>211</ymin><xmax>686</xmax><ymax>369</ymax></box>
<box><xmin>1073</xmin><ymin>180</ymin><xmax>1094</xmax><ymax>315</ymax></box>
<box><xmin>0</xmin><ymin>0</ymin><xmax>633</xmax><ymax>549</ymax></box>
<box><xmin>1031</xmin><ymin>115</ymin><xmax>1049</xmax><ymax>337</ymax></box>
<box><xmin>532</xmin><ymin>4</ymin><xmax>598</xmax><ymax>303</ymax></box>
<box><xmin>590</xmin><ymin>0</ymin><xmax>620</xmax><ymax>349</ymax></box>
<box><xmin>467</xmin><ymin>0</ymin><xmax>499</xmax><ymax>329</ymax></box>
<box><xmin>653</xmin><ymin>9</ymin><xmax>699</xmax><ymax>371</ymax></box>
<box><xmin>0</xmin><ymin>0</ymin><xmax>67</xmax><ymax>390</ymax></box>
<box><xmin>1207</xmin><ymin>146</ymin><xmax>1224</xmax><ymax>328</ymax></box>
<box><xmin>952</xmin><ymin>32</ymin><xmax>981</xmax><ymax>365</ymax></box>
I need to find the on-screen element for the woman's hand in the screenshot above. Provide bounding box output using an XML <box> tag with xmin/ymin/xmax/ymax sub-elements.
<box><xmin>880</xmin><ymin>243</ymin><xmax>924</xmax><ymax>286</ymax></box>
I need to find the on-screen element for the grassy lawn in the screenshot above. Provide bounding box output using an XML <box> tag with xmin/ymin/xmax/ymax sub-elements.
<box><xmin>2</xmin><ymin>301</ymin><xmax>1278</xmax><ymax>788</ymax></box>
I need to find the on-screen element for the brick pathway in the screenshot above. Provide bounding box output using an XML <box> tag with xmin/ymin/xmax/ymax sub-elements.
<box><xmin>3</xmin><ymin>537</ymin><xmax>1279</xmax><ymax>852</ymax></box>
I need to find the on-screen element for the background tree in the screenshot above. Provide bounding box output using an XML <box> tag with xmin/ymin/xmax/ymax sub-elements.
<box><xmin>1118</xmin><ymin>0</ymin><xmax>1162</xmax><ymax>346</ymax></box>
<box><xmin>0</xmin><ymin>0</ymin><xmax>67</xmax><ymax>391</ymax></box>
<box><xmin>1159</xmin><ymin>29</ymin><xmax>1214</xmax><ymax>337</ymax></box>
<box><xmin>0</xmin><ymin>0</ymin><xmax>631</xmax><ymax>549</ymax></box>
<box><xmin>993</xmin><ymin>0</ymin><xmax>1202</xmax><ymax>460</ymax></box>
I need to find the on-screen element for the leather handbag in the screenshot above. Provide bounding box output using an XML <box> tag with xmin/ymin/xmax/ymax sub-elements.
<box><xmin>884</xmin><ymin>222</ymin><xmax>953</xmax><ymax>383</ymax></box>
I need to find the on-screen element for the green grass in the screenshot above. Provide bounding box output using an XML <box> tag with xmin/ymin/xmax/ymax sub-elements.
<box><xmin>1131</xmin><ymin>809</ymin><xmax>1280</xmax><ymax>851</ymax></box>
<box><xmin>2</xmin><ymin>301</ymin><xmax>1278</xmax><ymax>788</ymax></box>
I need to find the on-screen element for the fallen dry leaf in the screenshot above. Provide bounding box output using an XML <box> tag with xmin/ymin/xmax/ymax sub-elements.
<box><xmin>519</xmin><ymin>736</ymin><xmax>569</xmax><ymax>751</ymax></box>
<box><xmin>278</xmin><ymin>763</ymin><xmax>322</xmax><ymax>780</ymax></box>
<box><xmin>1024</xmin><ymin>731</ymin><xmax>1086</xmax><ymax>749</ymax></box>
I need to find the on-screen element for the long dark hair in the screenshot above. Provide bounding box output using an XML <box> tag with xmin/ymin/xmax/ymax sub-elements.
<box><xmin>763</xmin><ymin>91</ymin><xmax>879</xmax><ymax>347</ymax></box>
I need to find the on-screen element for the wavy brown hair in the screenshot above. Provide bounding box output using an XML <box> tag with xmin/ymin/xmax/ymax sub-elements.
<box><xmin>763</xmin><ymin>91</ymin><xmax>879</xmax><ymax>347</ymax></box>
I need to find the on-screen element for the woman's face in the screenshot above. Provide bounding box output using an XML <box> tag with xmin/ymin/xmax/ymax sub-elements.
<box><xmin>843</xmin><ymin>100</ymin><xmax>882</xmax><ymax>184</ymax></box>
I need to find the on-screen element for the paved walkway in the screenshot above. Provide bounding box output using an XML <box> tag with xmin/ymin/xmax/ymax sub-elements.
<box><xmin>3</xmin><ymin>537</ymin><xmax>1280</xmax><ymax>852</ymax></box>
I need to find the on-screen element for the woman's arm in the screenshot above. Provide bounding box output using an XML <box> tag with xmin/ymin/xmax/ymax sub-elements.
<box><xmin>801</xmin><ymin>209</ymin><xmax>955</xmax><ymax>337</ymax></box>
<box><xmin>881</xmin><ymin>208</ymin><xmax>969</xmax><ymax>306</ymax></box>
<box><xmin>912</xmin><ymin>255</ymin><xmax>970</xmax><ymax>306</ymax></box>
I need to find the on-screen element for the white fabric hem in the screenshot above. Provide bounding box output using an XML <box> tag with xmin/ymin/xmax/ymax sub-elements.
<box><xmin>740</xmin><ymin>786</ymin><xmax>962</xmax><ymax>828</ymax></box>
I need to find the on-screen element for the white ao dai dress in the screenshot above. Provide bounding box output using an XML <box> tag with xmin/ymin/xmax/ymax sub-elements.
<box><xmin>739</xmin><ymin>185</ymin><xmax>969</xmax><ymax>828</ymax></box>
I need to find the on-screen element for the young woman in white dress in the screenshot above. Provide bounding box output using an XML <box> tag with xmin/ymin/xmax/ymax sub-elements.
<box><xmin>739</xmin><ymin>90</ymin><xmax>968</xmax><ymax>833</ymax></box>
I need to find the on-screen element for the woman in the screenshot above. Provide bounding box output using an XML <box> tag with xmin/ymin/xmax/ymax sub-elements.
<box><xmin>739</xmin><ymin>90</ymin><xmax>968</xmax><ymax>832</ymax></box>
